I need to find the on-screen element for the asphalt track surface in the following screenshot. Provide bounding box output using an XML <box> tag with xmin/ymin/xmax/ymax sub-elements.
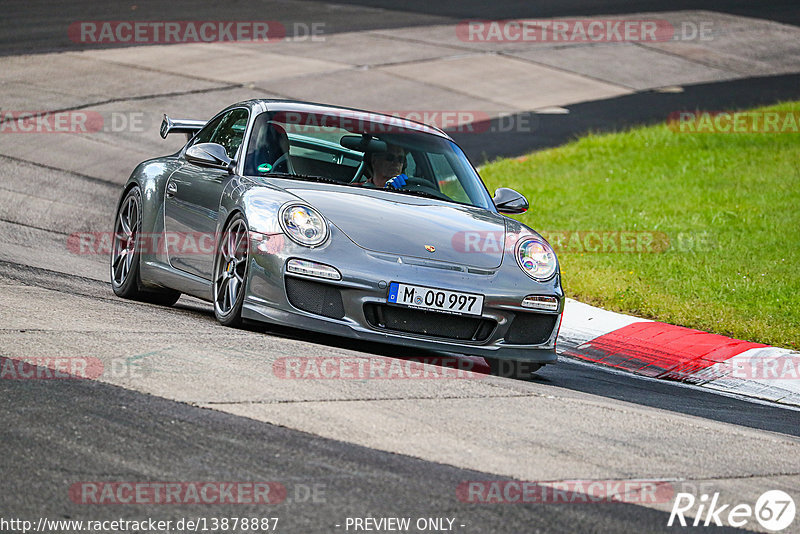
<box><xmin>1</xmin><ymin>363</ymin><xmax>749</xmax><ymax>534</ymax></box>
<box><xmin>2</xmin><ymin>0</ymin><xmax>799</xmax><ymax>56</ymax></box>
<box><xmin>1</xmin><ymin>2</ymin><xmax>800</xmax><ymax>533</ymax></box>
<box><xmin>4</xmin><ymin>1</ymin><xmax>800</xmax><ymax>162</ymax></box>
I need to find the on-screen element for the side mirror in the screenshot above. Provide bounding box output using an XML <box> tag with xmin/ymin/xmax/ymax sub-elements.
<box><xmin>185</xmin><ymin>143</ymin><xmax>236</xmax><ymax>173</ymax></box>
<box><xmin>493</xmin><ymin>187</ymin><xmax>529</xmax><ymax>214</ymax></box>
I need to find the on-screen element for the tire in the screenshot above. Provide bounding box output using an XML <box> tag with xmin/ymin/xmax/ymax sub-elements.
<box><xmin>110</xmin><ymin>185</ymin><xmax>181</xmax><ymax>306</ymax></box>
<box><xmin>486</xmin><ymin>358</ymin><xmax>543</xmax><ymax>380</ymax></box>
<box><xmin>213</xmin><ymin>213</ymin><xmax>250</xmax><ymax>327</ymax></box>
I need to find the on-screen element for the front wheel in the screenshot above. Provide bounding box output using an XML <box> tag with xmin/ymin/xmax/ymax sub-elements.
<box><xmin>485</xmin><ymin>358</ymin><xmax>542</xmax><ymax>380</ymax></box>
<box><xmin>110</xmin><ymin>185</ymin><xmax>180</xmax><ymax>306</ymax></box>
<box><xmin>213</xmin><ymin>213</ymin><xmax>250</xmax><ymax>327</ymax></box>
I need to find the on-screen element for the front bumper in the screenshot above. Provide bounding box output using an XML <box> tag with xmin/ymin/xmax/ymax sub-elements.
<box><xmin>242</xmin><ymin>228</ymin><xmax>563</xmax><ymax>363</ymax></box>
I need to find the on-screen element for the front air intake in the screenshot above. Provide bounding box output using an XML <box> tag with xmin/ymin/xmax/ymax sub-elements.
<box><xmin>504</xmin><ymin>313</ymin><xmax>558</xmax><ymax>345</ymax></box>
<box><xmin>364</xmin><ymin>303</ymin><xmax>495</xmax><ymax>342</ymax></box>
<box><xmin>285</xmin><ymin>277</ymin><xmax>345</xmax><ymax>319</ymax></box>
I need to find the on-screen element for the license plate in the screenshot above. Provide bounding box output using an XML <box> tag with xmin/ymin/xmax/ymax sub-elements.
<box><xmin>387</xmin><ymin>282</ymin><xmax>484</xmax><ymax>316</ymax></box>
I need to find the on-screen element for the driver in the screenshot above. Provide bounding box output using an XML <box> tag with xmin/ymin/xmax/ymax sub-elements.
<box><xmin>364</xmin><ymin>144</ymin><xmax>408</xmax><ymax>189</ymax></box>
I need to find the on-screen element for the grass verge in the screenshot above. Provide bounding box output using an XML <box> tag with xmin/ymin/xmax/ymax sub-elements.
<box><xmin>480</xmin><ymin>102</ymin><xmax>800</xmax><ymax>349</ymax></box>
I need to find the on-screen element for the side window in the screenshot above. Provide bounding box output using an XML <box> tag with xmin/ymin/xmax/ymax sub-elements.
<box><xmin>211</xmin><ymin>109</ymin><xmax>249</xmax><ymax>159</ymax></box>
<box><xmin>191</xmin><ymin>114</ymin><xmax>225</xmax><ymax>146</ymax></box>
<box><xmin>243</xmin><ymin>117</ymin><xmax>292</xmax><ymax>176</ymax></box>
<box><xmin>405</xmin><ymin>152</ymin><xmax>418</xmax><ymax>178</ymax></box>
<box><xmin>190</xmin><ymin>109</ymin><xmax>249</xmax><ymax>159</ymax></box>
<box><xmin>428</xmin><ymin>152</ymin><xmax>470</xmax><ymax>203</ymax></box>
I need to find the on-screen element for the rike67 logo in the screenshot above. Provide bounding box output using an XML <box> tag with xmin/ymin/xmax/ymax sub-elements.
<box><xmin>669</xmin><ymin>490</ymin><xmax>795</xmax><ymax>531</ymax></box>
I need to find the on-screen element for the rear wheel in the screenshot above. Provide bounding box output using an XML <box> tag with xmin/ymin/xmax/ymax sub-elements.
<box><xmin>213</xmin><ymin>213</ymin><xmax>250</xmax><ymax>327</ymax></box>
<box><xmin>486</xmin><ymin>358</ymin><xmax>542</xmax><ymax>380</ymax></box>
<box><xmin>110</xmin><ymin>185</ymin><xmax>180</xmax><ymax>306</ymax></box>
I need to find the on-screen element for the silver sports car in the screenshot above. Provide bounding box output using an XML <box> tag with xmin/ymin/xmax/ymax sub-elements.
<box><xmin>111</xmin><ymin>100</ymin><xmax>563</xmax><ymax>376</ymax></box>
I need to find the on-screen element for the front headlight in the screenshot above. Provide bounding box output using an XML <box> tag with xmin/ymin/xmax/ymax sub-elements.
<box><xmin>279</xmin><ymin>204</ymin><xmax>328</xmax><ymax>247</ymax></box>
<box><xmin>516</xmin><ymin>237</ymin><xmax>557</xmax><ymax>281</ymax></box>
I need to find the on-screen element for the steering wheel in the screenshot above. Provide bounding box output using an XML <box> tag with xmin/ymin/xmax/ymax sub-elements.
<box><xmin>400</xmin><ymin>176</ymin><xmax>451</xmax><ymax>201</ymax></box>
<box><xmin>271</xmin><ymin>153</ymin><xmax>294</xmax><ymax>174</ymax></box>
<box><xmin>350</xmin><ymin>161</ymin><xmax>367</xmax><ymax>183</ymax></box>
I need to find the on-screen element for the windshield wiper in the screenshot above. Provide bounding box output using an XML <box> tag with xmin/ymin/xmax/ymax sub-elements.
<box><xmin>383</xmin><ymin>187</ymin><xmax>449</xmax><ymax>202</ymax></box>
<box><xmin>260</xmin><ymin>172</ymin><xmax>342</xmax><ymax>185</ymax></box>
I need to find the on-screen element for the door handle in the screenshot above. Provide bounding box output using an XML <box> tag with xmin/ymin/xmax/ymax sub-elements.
<box><xmin>166</xmin><ymin>181</ymin><xmax>178</xmax><ymax>197</ymax></box>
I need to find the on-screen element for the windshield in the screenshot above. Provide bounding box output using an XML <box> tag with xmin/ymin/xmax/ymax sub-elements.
<box><xmin>243</xmin><ymin>110</ymin><xmax>495</xmax><ymax>210</ymax></box>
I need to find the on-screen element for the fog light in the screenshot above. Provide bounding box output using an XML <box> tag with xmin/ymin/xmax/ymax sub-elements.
<box><xmin>287</xmin><ymin>259</ymin><xmax>341</xmax><ymax>280</ymax></box>
<box><xmin>521</xmin><ymin>295</ymin><xmax>559</xmax><ymax>311</ymax></box>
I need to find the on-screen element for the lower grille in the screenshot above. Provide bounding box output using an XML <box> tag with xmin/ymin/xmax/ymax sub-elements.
<box><xmin>364</xmin><ymin>303</ymin><xmax>495</xmax><ymax>341</ymax></box>
<box><xmin>285</xmin><ymin>277</ymin><xmax>345</xmax><ymax>319</ymax></box>
<box><xmin>505</xmin><ymin>312</ymin><xmax>558</xmax><ymax>345</ymax></box>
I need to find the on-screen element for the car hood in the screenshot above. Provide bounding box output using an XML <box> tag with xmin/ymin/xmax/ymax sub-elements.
<box><xmin>287</xmin><ymin>186</ymin><xmax>506</xmax><ymax>269</ymax></box>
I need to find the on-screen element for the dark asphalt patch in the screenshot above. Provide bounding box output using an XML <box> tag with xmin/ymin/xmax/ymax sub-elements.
<box><xmin>0</xmin><ymin>367</ymin><xmax>729</xmax><ymax>534</ymax></box>
<box><xmin>453</xmin><ymin>73</ymin><xmax>800</xmax><ymax>163</ymax></box>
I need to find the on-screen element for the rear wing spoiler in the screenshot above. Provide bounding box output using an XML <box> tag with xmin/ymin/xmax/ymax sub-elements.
<box><xmin>160</xmin><ymin>114</ymin><xmax>206</xmax><ymax>140</ymax></box>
